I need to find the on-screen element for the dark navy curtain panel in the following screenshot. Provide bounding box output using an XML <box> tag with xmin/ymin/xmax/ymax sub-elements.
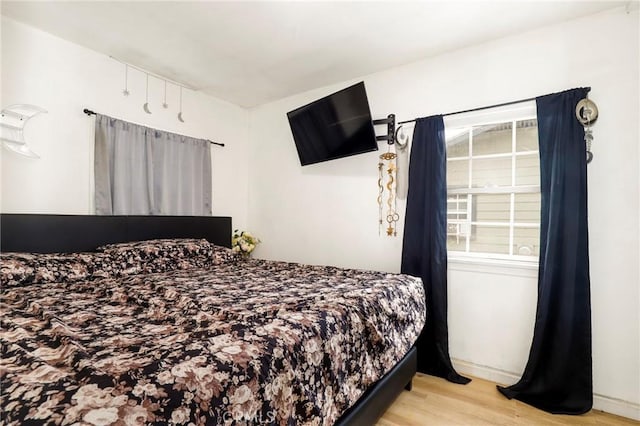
<box><xmin>401</xmin><ymin>115</ymin><xmax>470</xmax><ymax>385</ymax></box>
<box><xmin>498</xmin><ymin>87</ymin><xmax>592</xmax><ymax>414</ymax></box>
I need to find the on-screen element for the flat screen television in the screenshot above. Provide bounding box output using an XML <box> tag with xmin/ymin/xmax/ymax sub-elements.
<box><xmin>287</xmin><ymin>82</ymin><xmax>378</xmax><ymax>166</ymax></box>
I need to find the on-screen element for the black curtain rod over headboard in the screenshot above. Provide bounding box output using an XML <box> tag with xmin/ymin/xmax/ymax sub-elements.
<box><xmin>83</xmin><ymin>108</ymin><xmax>225</xmax><ymax>147</ymax></box>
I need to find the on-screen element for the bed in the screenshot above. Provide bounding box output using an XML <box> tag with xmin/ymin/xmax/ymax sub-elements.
<box><xmin>0</xmin><ymin>214</ymin><xmax>425</xmax><ymax>425</ymax></box>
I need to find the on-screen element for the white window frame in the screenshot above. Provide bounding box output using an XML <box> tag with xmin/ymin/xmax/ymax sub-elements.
<box><xmin>444</xmin><ymin>101</ymin><xmax>540</xmax><ymax>264</ymax></box>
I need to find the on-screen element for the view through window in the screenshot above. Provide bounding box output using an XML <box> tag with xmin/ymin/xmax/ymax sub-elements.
<box><xmin>445</xmin><ymin>114</ymin><xmax>541</xmax><ymax>261</ymax></box>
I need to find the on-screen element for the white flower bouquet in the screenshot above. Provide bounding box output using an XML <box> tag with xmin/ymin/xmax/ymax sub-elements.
<box><xmin>232</xmin><ymin>229</ymin><xmax>261</xmax><ymax>258</ymax></box>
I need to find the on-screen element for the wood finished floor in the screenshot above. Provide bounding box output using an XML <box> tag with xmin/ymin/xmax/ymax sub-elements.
<box><xmin>377</xmin><ymin>373</ymin><xmax>639</xmax><ymax>425</ymax></box>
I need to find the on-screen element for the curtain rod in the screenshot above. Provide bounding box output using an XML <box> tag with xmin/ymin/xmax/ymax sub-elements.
<box><xmin>397</xmin><ymin>96</ymin><xmax>538</xmax><ymax>125</ymax></box>
<box><xmin>83</xmin><ymin>108</ymin><xmax>225</xmax><ymax>147</ymax></box>
<box><xmin>398</xmin><ymin>87</ymin><xmax>592</xmax><ymax>125</ymax></box>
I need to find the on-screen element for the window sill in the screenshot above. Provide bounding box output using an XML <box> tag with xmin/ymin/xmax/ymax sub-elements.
<box><xmin>448</xmin><ymin>255</ymin><xmax>539</xmax><ymax>278</ymax></box>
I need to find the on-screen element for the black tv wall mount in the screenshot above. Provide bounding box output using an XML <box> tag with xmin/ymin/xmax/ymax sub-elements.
<box><xmin>373</xmin><ymin>114</ymin><xmax>396</xmax><ymax>145</ymax></box>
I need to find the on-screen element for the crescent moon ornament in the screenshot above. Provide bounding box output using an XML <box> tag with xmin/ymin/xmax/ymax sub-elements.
<box><xmin>162</xmin><ymin>80</ymin><xmax>168</xmax><ymax>109</ymax></box>
<box><xmin>394</xmin><ymin>125</ymin><xmax>409</xmax><ymax>149</ymax></box>
<box><xmin>1</xmin><ymin>104</ymin><xmax>47</xmax><ymax>159</ymax></box>
<box><xmin>122</xmin><ymin>64</ymin><xmax>130</xmax><ymax>96</ymax></box>
<box><xmin>143</xmin><ymin>73</ymin><xmax>152</xmax><ymax>114</ymax></box>
<box><xmin>177</xmin><ymin>86</ymin><xmax>185</xmax><ymax>122</ymax></box>
<box><xmin>575</xmin><ymin>98</ymin><xmax>598</xmax><ymax>125</ymax></box>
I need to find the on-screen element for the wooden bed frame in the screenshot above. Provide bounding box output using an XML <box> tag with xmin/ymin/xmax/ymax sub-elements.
<box><xmin>0</xmin><ymin>213</ymin><xmax>416</xmax><ymax>425</ymax></box>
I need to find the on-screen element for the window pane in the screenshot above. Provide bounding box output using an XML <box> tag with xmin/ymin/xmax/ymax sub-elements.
<box><xmin>516</xmin><ymin>119</ymin><xmax>538</xmax><ymax>152</ymax></box>
<box><xmin>447</xmin><ymin>194</ymin><xmax>469</xmax><ymax>220</ymax></box>
<box><xmin>472</xmin><ymin>122</ymin><xmax>512</xmax><ymax>156</ymax></box>
<box><xmin>515</xmin><ymin>154</ymin><xmax>540</xmax><ymax>186</ymax></box>
<box><xmin>447</xmin><ymin>159</ymin><xmax>469</xmax><ymax>188</ymax></box>
<box><xmin>447</xmin><ymin>193</ymin><xmax>469</xmax><ymax>252</ymax></box>
<box><xmin>472</xmin><ymin>157</ymin><xmax>512</xmax><ymax>187</ymax></box>
<box><xmin>469</xmin><ymin>225</ymin><xmax>510</xmax><ymax>255</ymax></box>
<box><xmin>513</xmin><ymin>227</ymin><xmax>539</xmax><ymax>257</ymax></box>
<box><xmin>447</xmin><ymin>229</ymin><xmax>467</xmax><ymax>252</ymax></box>
<box><xmin>446</xmin><ymin>128</ymin><xmax>469</xmax><ymax>157</ymax></box>
<box><xmin>474</xmin><ymin>194</ymin><xmax>511</xmax><ymax>222</ymax></box>
<box><xmin>514</xmin><ymin>193</ymin><xmax>541</xmax><ymax>222</ymax></box>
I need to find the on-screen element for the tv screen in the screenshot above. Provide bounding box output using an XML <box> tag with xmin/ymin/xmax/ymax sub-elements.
<box><xmin>287</xmin><ymin>82</ymin><xmax>378</xmax><ymax>166</ymax></box>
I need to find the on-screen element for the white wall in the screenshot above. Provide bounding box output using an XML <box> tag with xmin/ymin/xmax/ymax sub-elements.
<box><xmin>0</xmin><ymin>17</ymin><xmax>250</xmax><ymax>229</ymax></box>
<box><xmin>248</xmin><ymin>6</ymin><xmax>640</xmax><ymax>418</ymax></box>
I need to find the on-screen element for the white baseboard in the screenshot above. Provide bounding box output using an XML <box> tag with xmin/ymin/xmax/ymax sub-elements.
<box><xmin>592</xmin><ymin>394</ymin><xmax>640</xmax><ymax>422</ymax></box>
<box><xmin>451</xmin><ymin>358</ymin><xmax>640</xmax><ymax>421</ymax></box>
<box><xmin>452</xmin><ymin>358</ymin><xmax>521</xmax><ymax>386</ymax></box>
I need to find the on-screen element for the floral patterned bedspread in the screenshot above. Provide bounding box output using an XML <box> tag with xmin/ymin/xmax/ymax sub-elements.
<box><xmin>1</xmin><ymin>258</ymin><xmax>425</xmax><ymax>425</ymax></box>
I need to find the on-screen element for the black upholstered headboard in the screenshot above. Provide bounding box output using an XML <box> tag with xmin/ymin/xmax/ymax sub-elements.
<box><xmin>0</xmin><ymin>214</ymin><xmax>232</xmax><ymax>253</ymax></box>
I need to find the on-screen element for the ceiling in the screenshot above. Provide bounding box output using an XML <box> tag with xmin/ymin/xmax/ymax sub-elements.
<box><xmin>1</xmin><ymin>1</ymin><xmax>625</xmax><ymax>108</ymax></box>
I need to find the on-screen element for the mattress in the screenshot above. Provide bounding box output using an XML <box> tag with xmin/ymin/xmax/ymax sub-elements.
<box><xmin>0</xmin><ymin>241</ymin><xmax>425</xmax><ymax>425</ymax></box>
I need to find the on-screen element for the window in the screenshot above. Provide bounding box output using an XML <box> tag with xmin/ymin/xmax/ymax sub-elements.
<box><xmin>445</xmin><ymin>104</ymin><xmax>540</xmax><ymax>262</ymax></box>
<box><xmin>94</xmin><ymin>114</ymin><xmax>212</xmax><ymax>216</ymax></box>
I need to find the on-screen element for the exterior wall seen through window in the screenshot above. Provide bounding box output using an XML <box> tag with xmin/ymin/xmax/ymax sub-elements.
<box><xmin>446</xmin><ymin>118</ymin><xmax>540</xmax><ymax>261</ymax></box>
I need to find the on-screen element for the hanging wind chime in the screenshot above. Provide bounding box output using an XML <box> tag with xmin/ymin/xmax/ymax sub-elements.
<box><xmin>374</xmin><ymin>114</ymin><xmax>400</xmax><ymax>237</ymax></box>
<box><xmin>378</xmin><ymin>145</ymin><xmax>399</xmax><ymax>236</ymax></box>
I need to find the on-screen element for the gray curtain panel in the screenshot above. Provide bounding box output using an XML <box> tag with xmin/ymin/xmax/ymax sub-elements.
<box><xmin>94</xmin><ymin>114</ymin><xmax>212</xmax><ymax>215</ymax></box>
